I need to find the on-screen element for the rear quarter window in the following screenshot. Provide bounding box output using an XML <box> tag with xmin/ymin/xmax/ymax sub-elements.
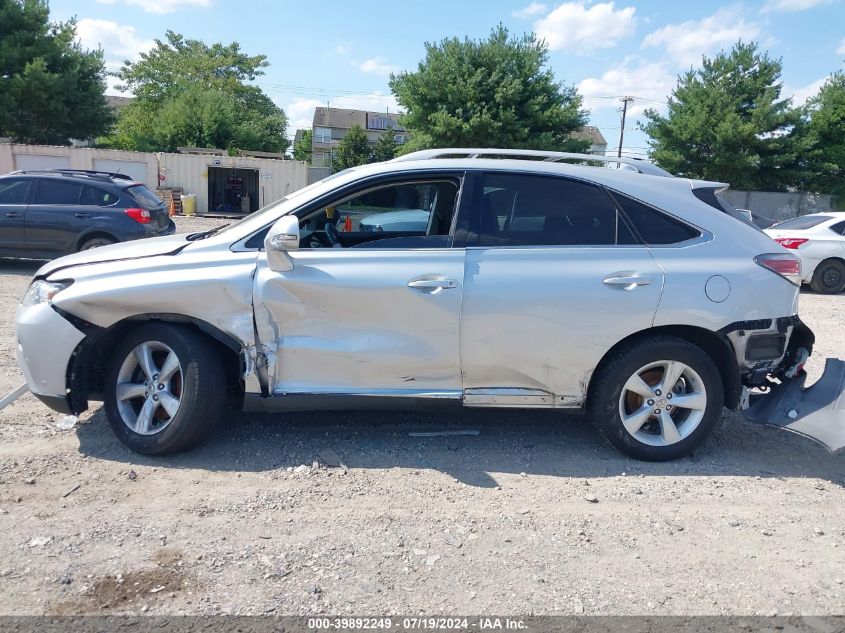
<box><xmin>612</xmin><ymin>193</ymin><xmax>701</xmax><ymax>245</ymax></box>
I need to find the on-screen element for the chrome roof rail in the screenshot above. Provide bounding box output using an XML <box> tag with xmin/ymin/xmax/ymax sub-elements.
<box><xmin>391</xmin><ymin>148</ymin><xmax>674</xmax><ymax>177</ymax></box>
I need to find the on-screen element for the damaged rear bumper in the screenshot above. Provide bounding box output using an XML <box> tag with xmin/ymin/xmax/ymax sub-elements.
<box><xmin>740</xmin><ymin>318</ymin><xmax>845</xmax><ymax>452</ymax></box>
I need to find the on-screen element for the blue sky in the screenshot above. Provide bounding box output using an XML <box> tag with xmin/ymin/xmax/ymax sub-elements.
<box><xmin>53</xmin><ymin>0</ymin><xmax>845</xmax><ymax>155</ymax></box>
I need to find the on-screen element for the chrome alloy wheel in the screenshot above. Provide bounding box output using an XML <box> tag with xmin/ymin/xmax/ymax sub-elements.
<box><xmin>115</xmin><ymin>341</ymin><xmax>183</xmax><ymax>435</ymax></box>
<box><xmin>618</xmin><ymin>360</ymin><xmax>707</xmax><ymax>447</ymax></box>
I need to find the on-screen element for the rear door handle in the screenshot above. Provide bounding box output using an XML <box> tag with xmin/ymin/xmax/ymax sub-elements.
<box><xmin>408</xmin><ymin>278</ymin><xmax>459</xmax><ymax>292</ymax></box>
<box><xmin>74</xmin><ymin>212</ymin><xmax>89</xmax><ymax>218</ymax></box>
<box><xmin>603</xmin><ymin>274</ymin><xmax>652</xmax><ymax>290</ymax></box>
<box><xmin>5</xmin><ymin>212</ymin><xmax>21</xmax><ymax>218</ymax></box>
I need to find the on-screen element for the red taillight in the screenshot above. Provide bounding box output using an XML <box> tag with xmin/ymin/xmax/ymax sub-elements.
<box><xmin>755</xmin><ymin>253</ymin><xmax>801</xmax><ymax>286</ymax></box>
<box><xmin>774</xmin><ymin>237</ymin><xmax>808</xmax><ymax>249</ymax></box>
<box><xmin>124</xmin><ymin>207</ymin><xmax>151</xmax><ymax>224</ymax></box>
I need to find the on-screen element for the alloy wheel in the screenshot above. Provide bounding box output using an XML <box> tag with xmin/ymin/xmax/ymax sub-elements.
<box><xmin>618</xmin><ymin>360</ymin><xmax>707</xmax><ymax>447</ymax></box>
<box><xmin>115</xmin><ymin>341</ymin><xmax>183</xmax><ymax>435</ymax></box>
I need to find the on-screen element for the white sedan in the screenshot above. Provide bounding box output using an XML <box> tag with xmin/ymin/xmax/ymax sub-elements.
<box><xmin>765</xmin><ymin>212</ymin><xmax>845</xmax><ymax>294</ymax></box>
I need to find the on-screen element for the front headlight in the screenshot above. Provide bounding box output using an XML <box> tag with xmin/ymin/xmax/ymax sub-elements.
<box><xmin>21</xmin><ymin>280</ymin><xmax>73</xmax><ymax>307</ymax></box>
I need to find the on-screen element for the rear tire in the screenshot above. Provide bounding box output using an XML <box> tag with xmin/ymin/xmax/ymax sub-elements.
<box><xmin>589</xmin><ymin>336</ymin><xmax>724</xmax><ymax>461</ymax></box>
<box><xmin>809</xmin><ymin>259</ymin><xmax>845</xmax><ymax>294</ymax></box>
<box><xmin>79</xmin><ymin>236</ymin><xmax>116</xmax><ymax>251</ymax></box>
<box><xmin>103</xmin><ymin>323</ymin><xmax>225</xmax><ymax>455</ymax></box>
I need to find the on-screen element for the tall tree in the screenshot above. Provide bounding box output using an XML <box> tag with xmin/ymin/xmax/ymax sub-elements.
<box><xmin>372</xmin><ymin>129</ymin><xmax>398</xmax><ymax>161</ymax></box>
<box><xmin>803</xmin><ymin>72</ymin><xmax>845</xmax><ymax>199</ymax></box>
<box><xmin>389</xmin><ymin>25</ymin><xmax>588</xmax><ymax>153</ymax></box>
<box><xmin>293</xmin><ymin>129</ymin><xmax>313</xmax><ymax>162</ymax></box>
<box><xmin>0</xmin><ymin>0</ymin><xmax>112</xmax><ymax>144</ymax></box>
<box><xmin>641</xmin><ymin>42</ymin><xmax>803</xmax><ymax>190</ymax></box>
<box><xmin>101</xmin><ymin>31</ymin><xmax>287</xmax><ymax>153</ymax></box>
<box><xmin>332</xmin><ymin>125</ymin><xmax>372</xmax><ymax>171</ymax></box>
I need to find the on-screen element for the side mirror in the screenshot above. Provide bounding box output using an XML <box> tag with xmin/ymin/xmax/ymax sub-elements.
<box><xmin>264</xmin><ymin>215</ymin><xmax>299</xmax><ymax>272</ymax></box>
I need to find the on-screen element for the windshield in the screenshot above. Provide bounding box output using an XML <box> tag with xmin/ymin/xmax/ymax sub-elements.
<box><xmin>770</xmin><ymin>215</ymin><xmax>832</xmax><ymax>230</ymax></box>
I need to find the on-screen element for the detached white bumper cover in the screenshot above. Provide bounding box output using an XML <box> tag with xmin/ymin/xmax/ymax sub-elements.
<box><xmin>15</xmin><ymin>302</ymin><xmax>85</xmax><ymax>410</ymax></box>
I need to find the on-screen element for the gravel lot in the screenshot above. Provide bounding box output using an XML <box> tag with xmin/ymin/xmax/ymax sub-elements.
<box><xmin>0</xmin><ymin>215</ymin><xmax>843</xmax><ymax>616</ymax></box>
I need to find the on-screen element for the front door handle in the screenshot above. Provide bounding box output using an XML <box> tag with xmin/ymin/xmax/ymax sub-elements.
<box><xmin>603</xmin><ymin>273</ymin><xmax>652</xmax><ymax>290</ymax></box>
<box><xmin>74</xmin><ymin>212</ymin><xmax>89</xmax><ymax>218</ymax></box>
<box><xmin>408</xmin><ymin>278</ymin><xmax>459</xmax><ymax>292</ymax></box>
<box><xmin>5</xmin><ymin>212</ymin><xmax>21</xmax><ymax>218</ymax></box>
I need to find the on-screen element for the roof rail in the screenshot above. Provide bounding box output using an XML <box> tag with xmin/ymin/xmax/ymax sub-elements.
<box><xmin>9</xmin><ymin>169</ymin><xmax>135</xmax><ymax>182</ymax></box>
<box><xmin>391</xmin><ymin>148</ymin><xmax>674</xmax><ymax>178</ymax></box>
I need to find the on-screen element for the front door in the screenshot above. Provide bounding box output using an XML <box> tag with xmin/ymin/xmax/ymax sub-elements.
<box><xmin>0</xmin><ymin>178</ymin><xmax>31</xmax><ymax>253</ymax></box>
<box><xmin>25</xmin><ymin>179</ymin><xmax>89</xmax><ymax>254</ymax></box>
<box><xmin>253</xmin><ymin>174</ymin><xmax>467</xmax><ymax>399</ymax></box>
<box><xmin>460</xmin><ymin>171</ymin><xmax>665</xmax><ymax>407</ymax></box>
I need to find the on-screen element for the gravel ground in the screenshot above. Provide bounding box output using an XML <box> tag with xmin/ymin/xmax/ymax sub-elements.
<box><xmin>0</xmin><ymin>216</ymin><xmax>842</xmax><ymax>616</ymax></box>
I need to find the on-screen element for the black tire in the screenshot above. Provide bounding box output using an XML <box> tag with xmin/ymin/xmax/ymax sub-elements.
<box><xmin>809</xmin><ymin>259</ymin><xmax>845</xmax><ymax>294</ymax></box>
<box><xmin>103</xmin><ymin>323</ymin><xmax>225</xmax><ymax>455</ymax></box>
<box><xmin>79</xmin><ymin>236</ymin><xmax>116</xmax><ymax>251</ymax></box>
<box><xmin>589</xmin><ymin>335</ymin><xmax>724</xmax><ymax>461</ymax></box>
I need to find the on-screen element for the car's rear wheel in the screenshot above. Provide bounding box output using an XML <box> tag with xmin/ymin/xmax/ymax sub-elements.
<box><xmin>589</xmin><ymin>336</ymin><xmax>724</xmax><ymax>461</ymax></box>
<box><xmin>809</xmin><ymin>259</ymin><xmax>845</xmax><ymax>294</ymax></box>
<box><xmin>79</xmin><ymin>236</ymin><xmax>116</xmax><ymax>251</ymax></box>
<box><xmin>103</xmin><ymin>323</ymin><xmax>225</xmax><ymax>455</ymax></box>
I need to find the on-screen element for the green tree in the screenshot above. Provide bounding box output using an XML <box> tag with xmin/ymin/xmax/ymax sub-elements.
<box><xmin>0</xmin><ymin>0</ymin><xmax>112</xmax><ymax>144</ymax></box>
<box><xmin>388</xmin><ymin>25</ymin><xmax>588</xmax><ymax>153</ymax></box>
<box><xmin>332</xmin><ymin>124</ymin><xmax>371</xmax><ymax>171</ymax></box>
<box><xmin>372</xmin><ymin>129</ymin><xmax>398</xmax><ymax>161</ymax></box>
<box><xmin>101</xmin><ymin>31</ymin><xmax>287</xmax><ymax>153</ymax></box>
<box><xmin>803</xmin><ymin>72</ymin><xmax>845</xmax><ymax>199</ymax></box>
<box><xmin>293</xmin><ymin>128</ymin><xmax>313</xmax><ymax>162</ymax></box>
<box><xmin>641</xmin><ymin>42</ymin><xmax>804</xmax><ymax>190</ymax></box>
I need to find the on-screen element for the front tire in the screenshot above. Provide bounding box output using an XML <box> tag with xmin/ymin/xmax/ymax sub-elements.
<box><xmin>79</xmin><ymin>236</ymin><xmax>116</xmax><ymax>251</ymax></box>
<box><xmin>589</xmin><ymin>336</ymin><xmax>724</xmax><ymax>461</ymax></box>
<box><xmin>809</xmin><ymin>259</ymin><xmax>845</xmax><ymax>294</ymax></box>
<box><xmin>103</xmin><ymin>323</ymin><xmax>225</xmax><ymax>455</ymax></box>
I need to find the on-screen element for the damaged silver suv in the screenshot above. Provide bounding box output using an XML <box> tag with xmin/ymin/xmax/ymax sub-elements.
<box><xmin>15</xmin><ymin>149</ymin><xmax>844</xmax><ymax>460</ymax></box>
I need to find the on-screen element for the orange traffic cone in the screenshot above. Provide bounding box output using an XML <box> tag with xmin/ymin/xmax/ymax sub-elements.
<box><xmin>344</xmin><ymin>216</ymin><xmax>352</xmax><ymax>232</ymax></box>
<box><xmin>168</xmin><ymin>198</ymin><xmax>176</xmax><ymax>217</ymax></box>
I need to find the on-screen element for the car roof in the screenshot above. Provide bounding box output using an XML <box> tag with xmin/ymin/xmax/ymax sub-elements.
<box><xmin>4</xmin><ymin>169</ymin><xmax>137</xmax><ymax>187</ymax></box>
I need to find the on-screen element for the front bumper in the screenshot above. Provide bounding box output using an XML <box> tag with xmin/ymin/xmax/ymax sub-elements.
<box><xmin>15</xmin><ymin>302</ymin><xmax>85</xmax><ymax>414</ymax></box>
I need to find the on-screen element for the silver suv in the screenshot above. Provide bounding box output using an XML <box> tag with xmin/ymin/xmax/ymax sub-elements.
<box><xmin>15</xmin><ymin>149</ymin><xmax>842</xmax><ymax>460</ymax></box>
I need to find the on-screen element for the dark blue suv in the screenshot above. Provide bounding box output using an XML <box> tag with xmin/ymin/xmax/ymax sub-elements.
<box><xmin>0</xmin><ymin>169</ymin><xmax>175</xmax><ymax>258</ymax></box>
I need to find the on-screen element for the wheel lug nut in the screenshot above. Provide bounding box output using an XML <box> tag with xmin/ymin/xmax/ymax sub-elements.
<box><xmin>158</xmin><ymin>384</ymin><xmax>164</xmax><ymax>390</ymax></box>
<box><xmin>667</xmin><ymin>393</ymin><xmax>672</xmax><ymax>399</ymax></box>
<box><xmin>666</xmin><ymin>405</ymin><xmax>672</xmax><ymax>411</ymax></box>
<box><xmin>655</xmin><ymin>390</ymin><xmax>662</xmax><ymax>396</ymax></box>
<box><xmin>654</xmin><ymin>409</ymin><xmax>661</xmax><ymax>414</ymax></box>
<box><xmin>152</xmin><ymin>374</ymin><xmax>159</xmax><ymax>381</ymax></box>
<box><xmin>152</xmin><ymin>395</ymin><xmax>158</xmax><ymax>401</ymax></box>
<box><xmin>647</xmin><ymin>399</ymin><xmax>655</xmax><ymax>406</ymax></box>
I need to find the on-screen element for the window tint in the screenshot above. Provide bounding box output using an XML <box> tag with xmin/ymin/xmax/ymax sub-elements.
<box><xmin>771</xmin><ymin>215</ymin><xmax>832</xmax><ymax>230</ymax></box>
<box><xmin>81</xmin><ymin>185</ymin><xmax>118</xmax><ymax>206</ymax></box>
<box><xmin>0</xmin><ymin>179</ymin><xmax>30</xmax><ymax>204</ymax></box>
<box><xmin>475</xmin><ymin>173</ymin><xmax>636</xmax><ymax>246</ymax></box>
<box><xmin>126</xmin><ymin>185</ymin><xmax>164</xmax><ymax>210</ymax></box>
<box><xmin>33</xmin><ymin>180</ymin><xmax>82</xmax><ymax>205</ymax></box>
<box><xmin>830</xmin><ymin>220</ymin><xmax>845</xmax><ymax>236</ymax></box>
<box><xmin>613</xmin><ymin>193</ymin><xmax>701</xmax><ymax>244</ymax></box>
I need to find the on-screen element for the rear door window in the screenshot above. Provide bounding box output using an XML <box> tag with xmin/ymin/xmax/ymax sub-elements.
<box><xmin>474</xmin><ymin>172</ymin><xmax>637</xmax><ymax>246</ymax></box>
<box><xmin>125</xmin><ymin>185</ymin><xmax>165</xmax><ymax>210</ymax></box>
<box><xmin>32</xmin><ymin>180</ymin><xmax>82</xmax><ymax>205</ymax></box>
<box><xmin>81</xmin><ymin>185</ymin><xmax>118</xmax><ymax>206</ymax></box>
<box><xmin>0</xmin><ymin>179</ymin><xmax>31</xmax><ymax>204</ymax></box>
<box><xmin>612</xmin><ymin>193</ymin><xmax>701</xmax><ymax>244</ymax></box>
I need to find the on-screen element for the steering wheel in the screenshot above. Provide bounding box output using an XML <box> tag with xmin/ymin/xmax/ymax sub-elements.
<box><xmin>324</xmin><ymin>222</ymin><xmax>342</xmax><ymax>248</ymax></box>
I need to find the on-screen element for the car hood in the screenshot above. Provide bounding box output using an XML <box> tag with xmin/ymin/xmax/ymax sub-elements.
<box><xmin>37</xmin><ymin>233</ymin><xmax>190</xmax><ymax>279</ymax></box>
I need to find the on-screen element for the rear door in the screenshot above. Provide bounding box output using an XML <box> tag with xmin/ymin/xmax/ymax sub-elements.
<box><xmin>459</xmin><ymin>171</ymin><xmax>665</xmax><ymax>408</ymax></box>
<box><xmin>0</xmin><ymin>178</ymin><xmax>32</xmax><ymax>252</ymax></box>
<box><xmin>25</xmin><ymin>179</ymin><xmax>88</xmax><ymax>254</ymax></box>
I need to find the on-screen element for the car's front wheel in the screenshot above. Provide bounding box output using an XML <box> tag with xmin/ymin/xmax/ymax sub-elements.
<box><xmin>79</xmin><ymin>236</ymin><xmax>116</xmax><ymax>251</ymax></box>
<box><xmin>589</xmin><ymin>336</ymin><xmax>724</xmax><ymax>461</ymax></box>
<box><xmin>103</xmin><ymin>323</ymin><xmax>225</xmax><ymax>455</ymax></box>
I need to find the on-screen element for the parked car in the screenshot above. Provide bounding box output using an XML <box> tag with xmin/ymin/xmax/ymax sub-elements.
<box><xmin>764</xmin><ymin>212</ymin><xmax>845</xmax><ymax>294</ymax></box>
<box><xmin>737</xmin><ymin>208</ymin><xmax>776</xmax><ymax>229</ymax></box>
<box><xmin>16</xmin><ymin>149</ymin><xmax>838</xmax><ymax>461</ymax></box>
<box><xmin>0</xmin><ymin>169</ymin><xmax>175</xmax><ymax>258</ymax></box>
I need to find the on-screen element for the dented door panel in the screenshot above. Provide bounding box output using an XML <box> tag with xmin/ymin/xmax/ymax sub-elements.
<box><xmin>253</xmin><ymin>249</ymin><xmax>464</xmax><ymax>395</ymax></box>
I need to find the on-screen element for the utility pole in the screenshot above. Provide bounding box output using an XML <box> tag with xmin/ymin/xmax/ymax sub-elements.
<box><xmin>617</xmin><ymin>96</ymin><xmax>635</xmax><ymax>158</ymax></box>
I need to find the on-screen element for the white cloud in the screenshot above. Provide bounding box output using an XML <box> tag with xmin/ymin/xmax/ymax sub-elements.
<box><xmin>512</xmin><ymin>2</ymin><xmax>548</xmax><ymax>18</ymax></box>
<box><xmin>97</xmin><ymin>0</ymin><xmax>210</xmax><ymax>13</ymax></box>
<box><xmin>280</xmin><ymin>92</ymin><xmax>401</xmax><ymax>132</ymax></box>
<box><xmin>762</xmin><ymin>0</ymin><xmax>833</xmax><ymax>12</ymax></box>
<box><xmin>357</xmin><ymin>57</ymin><xmax>399</xmax><ymax>76</ymax></box>
<box><xmin>76</xmin><ymin>19</ymin><xmax>154</xmax><ymax>62</ymax></box>
<box><xmin>578</xmin><ymin>61</ymin><xmax>675</xmax><ymax>117</ymax></box>
<box><xmin>838</xmin><ymin>37</ymin><xmax>845</xmax><ymax>55</ymax></box>
<box><xmin>642</xmin><ymin>8</ymin><xmax>760</xmax><ymax>67</ymax></box>
<box><xmin>787</xmin><ymin>76</ymin><xmax>828</xmax><ymax>104</ymax></box>
<box><xmin>329</xmin><ymin>44</ymin><xmax>351</xmax><ymax>56</ymax></box>
<box><xmin>534</xmin><ymin>1</ymin><xmax>636</xmax><ymax>53</ymax></box>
